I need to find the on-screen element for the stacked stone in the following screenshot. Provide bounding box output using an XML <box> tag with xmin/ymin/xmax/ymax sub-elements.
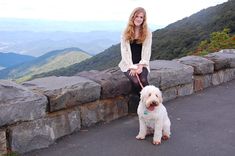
<box><xmin>0</xmin><ymin>75</ymin><xmax>129</xmax><ymax>154</ymax></box>
<box><xmin>149</xmin><ymin>60</ymin><xmax>194</xmax><ymax>101</ymax></box>
<box><xmin>205</xmin><ymin>49</ymin><xmax>235</xmax><ymax>85</ymax></box>
<box><xmin>0</xmin><ymin>80</ymin><xmax>48</xmax><ymax>154</ymax></box>
<box><xmin>178</xmin><ymin>49</ymin><xmax>235</xmax><ymax>92</ymax></box>
<box><xmin>178</xmin><ymin>56</ymin><xmax>214</xmax><ymax>92</ymax></box>
<box><xmin>0</xmin><ymin>49</ymin><xmax>235</xmax><ymax>154</ymax></box>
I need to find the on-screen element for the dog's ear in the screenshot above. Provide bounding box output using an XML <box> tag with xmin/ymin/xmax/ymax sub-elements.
<box><xmin>140</xmin><ymin>88</ymin><xmax>146</xmax><ymax>104</ymax></box>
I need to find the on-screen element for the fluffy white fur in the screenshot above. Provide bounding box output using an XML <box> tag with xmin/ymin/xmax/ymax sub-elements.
<box><xmin>136</xmin><ymin>85</ymin><xmax>171</xmax><ymax>145</ymax></box>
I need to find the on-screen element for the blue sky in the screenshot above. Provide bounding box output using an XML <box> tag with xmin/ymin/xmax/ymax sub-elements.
<box><xmin>0</xmin><ymin>0</ymin><xmax>228</xmax><ymax>27</ymax></box>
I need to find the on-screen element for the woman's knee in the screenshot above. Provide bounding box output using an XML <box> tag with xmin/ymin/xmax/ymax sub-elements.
<box><xmin>131</xmin><ymin>78</ymin><xmax>140</xmax><ymax>87</ymax></box>
<box><xmin>141</xmin><ymin>78</ymin><xmax>149</xmax><ymax>86</ymax></box>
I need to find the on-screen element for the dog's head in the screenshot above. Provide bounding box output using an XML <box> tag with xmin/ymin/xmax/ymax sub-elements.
<box><xmin>140</xmin><ymin>85</ymin><xmax>163</xmax><ymax>111</ymax></box>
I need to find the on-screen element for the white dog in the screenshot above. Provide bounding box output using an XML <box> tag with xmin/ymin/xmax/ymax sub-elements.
<box><xmin>136</xmin><ymin>85</ymin><xmax>171</xmax><ymax>145</ymax></box>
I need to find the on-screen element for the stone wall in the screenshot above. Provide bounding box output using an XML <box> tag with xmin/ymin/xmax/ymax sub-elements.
<box><xmin>0</xmin><ymin>49</ymin><xmax>235</xmax><ymax>155</ymax></box>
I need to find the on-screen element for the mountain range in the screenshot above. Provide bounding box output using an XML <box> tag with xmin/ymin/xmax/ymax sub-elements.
<box><xmin>0</xmin><ymin>48</ymin><xmax>91</xmax><ymax>82</ymax></box>
<box><xmin>0</xmin><ymin>52</ymin><xmax>35</xmax><ymax>68</ymax></box>
<box><xmin>31</xmin><ymin>0</ymin><xmax>235</xmax><ymax>78</ymax></box>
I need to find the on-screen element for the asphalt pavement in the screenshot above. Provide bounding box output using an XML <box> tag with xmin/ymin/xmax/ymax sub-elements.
<box><xmin>24</xmin><ymin>79</ymin><xmax>235</xmax><ymax>156</ymax></box>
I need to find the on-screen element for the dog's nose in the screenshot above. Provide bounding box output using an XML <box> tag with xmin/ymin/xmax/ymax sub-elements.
<box><xmin>152</xmin><ymin>101</ymin><xmax>158</xmax><ymax>106</ymax></box>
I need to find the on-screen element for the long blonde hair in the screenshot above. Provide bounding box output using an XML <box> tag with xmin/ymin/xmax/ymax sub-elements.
<box><xmin>124</xmin><ymin>7</ymin><xmax>148</xmax><ymax>43</ymax></box>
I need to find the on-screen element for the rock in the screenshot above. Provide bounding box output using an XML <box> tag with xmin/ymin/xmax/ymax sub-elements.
<box><xmin>178</xmin><ymin>56</ymin><xmax>214</xmax><ymax>74</ymax></box>
<box><xmin>80</xmin><ymin>96</ymin><xmax>128</xmax><ymax>127</ymax></box>
<box><xmin>78</xmin><ymin>67</ymin><xmax>131</xmax><ymax>99</ymax></box>
<box><xmin>205</xmin><ymin>51</ymin><xmax>235</xmax><ymax>70</ymax></box>
<box><xmin>150</xmin><ymin>60</ymin><xmax>193</xmax><ymax>90</ymax></box>
<box><xmin>0</xmin><ymin>80</ymin><xmax>47</xmax><ymax>126</ymax></box>
<box><xmin>10</xmin><ymin>108</ymin><xmax>81</xmax><ymax>154</ymax></box>
<box><xmin>22</xmin><ymin>76</ymin><xmax>101</xmax><ymax>112</ymax></box>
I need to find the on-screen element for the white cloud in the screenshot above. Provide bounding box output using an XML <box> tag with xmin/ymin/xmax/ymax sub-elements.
<box><xmin>0</xmin><ymin>0</ymin><xmax>228</xmax><ymax>26</ymax></box>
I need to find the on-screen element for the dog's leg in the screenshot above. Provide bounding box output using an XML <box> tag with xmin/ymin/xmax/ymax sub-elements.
<box><xmin>162</xmin><ymin>117</ymin><xmax>171</xmax><ymax>140</ymax></box>
<box><xmin>153</xmin><ymin>119</ymin><xmax>163</xmax><ymax>145</ymax></box>
<box><xmin>136</xmin><ymin>117</ymin><xmax>147</xmax><ymax>140</ymax></box>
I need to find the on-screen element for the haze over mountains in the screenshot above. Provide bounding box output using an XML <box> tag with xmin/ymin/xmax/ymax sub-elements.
<box><xmin>0</xmin><ymin>19</ymin><xmax>159</xmax><ymax>57</ymax></box>
<box><xmin>0</xmin><ymin>29</ymin><xmax>121</xmax><ymax>56</ymax></box>
<box><xmin>0</xmin><ymin>19</ymin><xmax>127</xmax><ymax>32</ymax></box>
<box><xmin>0</xmin><ymin>18</ymin><xmax>160</xmax><ymax>32</ymax></box>
<box><xmin>0</xmin><ymin>20</ymin><xmax>124</xmax><ymax>57</ymax></box>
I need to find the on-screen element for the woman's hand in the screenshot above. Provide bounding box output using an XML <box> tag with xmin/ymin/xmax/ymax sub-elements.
<box><xmin>136</xmin><ymin>64</ymin><xmax>143</xmax><ymax>74</ymax></box>
<box><xmin>129</xmin><ymin>69</ymin><xmax>137</xmax><ymax>76</ymax></box>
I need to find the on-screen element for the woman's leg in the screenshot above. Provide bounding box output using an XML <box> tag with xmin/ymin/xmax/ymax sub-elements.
<box><xmin>139</xmin><ymin>67</ymin><xmax>149</xmax><ymax>87</ymax></box>
<box><xmin>124</xmin><ymin>70</ymin><xmax>141</xmax><ymax>94</ymax></box>
<box><xmin>124</xmin><ymin>67</ymin><xmax>149</xmax><ymax>94</ymax></box>
<box><xmin>124</xmin><ymin>68</ymin><xmax>149</xmax><ymax>113</ymax></box>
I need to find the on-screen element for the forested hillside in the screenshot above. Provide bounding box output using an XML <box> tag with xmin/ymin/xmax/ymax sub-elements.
<box><xmin>151</xmin><ymin>0</ymin><xmax>235</xmax><ymax>59</ymax></box>
<box><xmin>0</xmin><ymin>48</ymin><xmax>91</xmax><ymax>81</ymax></box>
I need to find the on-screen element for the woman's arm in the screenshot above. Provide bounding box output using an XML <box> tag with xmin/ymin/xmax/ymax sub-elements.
<box><xmin>120</xmin><ymin>33</ymin><xmax>138</xmax><ymax>70</ymax></box>
<box><xmin>139</xmin><ymin>29</ymin><xmax>152</xmax><ymax>66</ymax></box>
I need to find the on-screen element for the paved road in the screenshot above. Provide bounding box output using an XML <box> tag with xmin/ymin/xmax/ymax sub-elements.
<box><xmin>24</xmin><ymin>79</ymin><xmax>235</xmax><ymax>156</ymax></box>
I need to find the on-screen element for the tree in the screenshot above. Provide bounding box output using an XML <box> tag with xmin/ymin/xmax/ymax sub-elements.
<box><xmin>189</xmin><ymin>28</ymin><xmax>235</xmax><ymax>56</ymax></box>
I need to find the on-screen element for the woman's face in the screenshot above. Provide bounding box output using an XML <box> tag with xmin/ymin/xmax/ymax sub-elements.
<box><xmin>133</xmin><ymin>12</ymin><xmax>144</xmax><ymax>27</ymax></box>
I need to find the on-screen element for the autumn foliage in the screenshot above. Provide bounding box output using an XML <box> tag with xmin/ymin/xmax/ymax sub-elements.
<box><xmin>189</xmin><ymin>28</ymin><xmax>235</xmax><ymax>56</ymax></box>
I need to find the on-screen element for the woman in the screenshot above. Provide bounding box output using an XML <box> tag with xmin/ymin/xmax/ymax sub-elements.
<box><xmin>118</xmin><ymin>7</ymin><xmax>152</xmax><ymax>95</ymax></box>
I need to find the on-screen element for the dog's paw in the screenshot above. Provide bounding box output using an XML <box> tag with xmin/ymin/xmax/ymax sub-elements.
<box><xmin>162</xmin><ymin>135</ymin><xmax>170</xmax><ymax>140</ymax></box>
<box><xmin>136</xmin><ymin>134</ymin><xmax>145</xmax><ymax>140</ymax></box>
<box><xmin>152</xmin><ymin>140</ymin><xmax>161</xmax><ymax>145</ymax></box>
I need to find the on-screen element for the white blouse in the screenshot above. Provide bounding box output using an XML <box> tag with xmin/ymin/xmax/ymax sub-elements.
<box><xmin>118</xmin><ymin>28</ymin><xmax>152</xmax><ymax>72</ymax></box>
